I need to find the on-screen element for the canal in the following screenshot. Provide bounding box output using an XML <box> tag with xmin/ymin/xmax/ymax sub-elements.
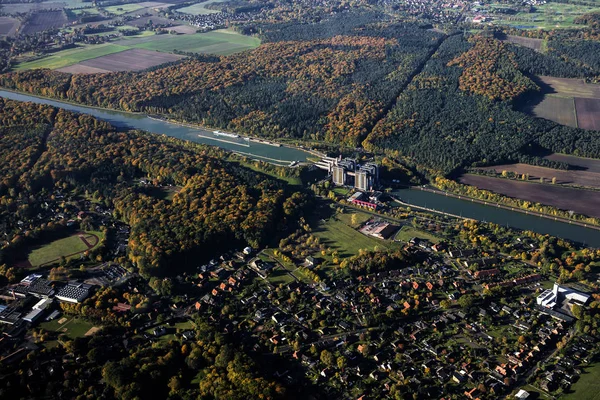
<box><xmin>2</xmin><ymin>89</ymin><xmax>600</xmax><ymax>247</ymax></box>
<box><xmin>0</xmin><ymin>90</ymin><xmax>312</xmax><ymax>165</ymax></box>
<box><xmin>393</xmin><ymin>188</ymin><xmax>600</xmax><ymax>247</ymax></box>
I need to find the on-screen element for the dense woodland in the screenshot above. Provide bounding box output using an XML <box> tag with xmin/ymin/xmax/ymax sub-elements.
<box><xmin>0</xmin><ymin>98</ymin><xmax>308</xmax><ymax>276</ymax></box>
<box><xmin>0</xmin><ymin>12</ymin><xmax>443</xmax><ymax>147</ymax></box>
<box><xmin>2</xmin><ymin>14</ymin><xmax>600</xmax><ymax>175</ymax></box>
<box><xmin>364</xmin><ymin>34</ymin><xmax>600</xmax><ymax>173</ymax></box>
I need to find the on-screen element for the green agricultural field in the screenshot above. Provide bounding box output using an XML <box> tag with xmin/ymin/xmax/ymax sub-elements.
<box><xmin>121</xmin><ymin>29</ymin><xmax>260</xmax><ymax>55</ymax></box>
<box><xmin>15</xmin><ymin>44</ymin><xmax>129</xmax><ymax>70</ymax></box>
<box><xmin>395</xmin><ymin>225</ymin><xmax>441</xmax><ymax>243</ymax></box>
<box><xmin>314</xmin><ymin>217</ymin><xmax>401</xmax><ymax>258</ymax></box>
<box><xmin>15</xmin><ymin>29</ymin><xmax>260</xmax><ymax>70</ymax></box>
<box><xmin>177</xmin><ymin>0</ymin><xmax>227</xmax><ymax>15</ymax></box>
<box><xmin>70</xmin><ymin>7</ymin><xmax>101</xmax><ymax>16</ymax></box>
<box><xmin>27</xmin><ymin>230</ymin><xmax>104</xmax><ymax>267</ymax></box>
<box><xmin>41</xmin><ymin>317</ymin><xmax>96</xmax><ymax>339</ymax></box>
<box><xmin>104</xmin><ymin>3</ymin><xmax>145</xmax><ymax>15</ymax></box>
<box><xmin>562</xmin><ymin>361</ymin><xmax>600</xmax><ymax>400</ymax></box>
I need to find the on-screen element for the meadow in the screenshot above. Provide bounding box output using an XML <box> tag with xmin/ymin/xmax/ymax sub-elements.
<box><xmin>15</xmin><ymin>29</ymin><xmax>260</xmax><ymax>71</ymax></box>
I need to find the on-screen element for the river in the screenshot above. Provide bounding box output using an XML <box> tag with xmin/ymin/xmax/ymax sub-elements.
<box><xmin>2</xmin><ymin>89</ymin><xmax>600</xmax><ymax>247</ymax></box>
<box><xmin>393</xmin><ymin>188</ymin><xmax>600</xmax><ymax>247</ymax></box>
<box><xmin>0</xmin><ymin>90</ymin><xmax>312</xmax><ymax>165</ymax></box>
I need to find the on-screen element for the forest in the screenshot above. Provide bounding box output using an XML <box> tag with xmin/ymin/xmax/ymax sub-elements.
<box><xmin>0</xmin><ymin>12</ymin><xmax>443</xmax><ymax>147</ymax></box>
<box><xmin>2</xmin><ymin>14</ymin><xmax>600</xmax><ymax>174</ymax></box>
<box><xmin>0</xmin><ymin>98</ymin><xmax>308</xmax><ymax>276</ymax></box>
<box><xmin>364</xmin><ymin>34</ymin><xmax>600</xmax><ymax>174</ymax></box>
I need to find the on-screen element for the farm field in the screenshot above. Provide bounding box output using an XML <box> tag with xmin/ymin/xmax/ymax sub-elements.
<box><xmin>479</xmin><ymin>163</ymin><xmax>600</xmax><ymax>189</ymax></box>
<box><xmin>538</xmin><ymin>76</ymin><xmax>600</xmax><ymax>98</ymax></box>
<box><xmin>16</xmin><ymin>44</ymin><xmax>129</xmax><ymax>70</ymax></box>
<box><xmin>27</xmin><ymin>230</ymin><xmax>104</xmax><ymax>268</ymax></box>
<box><xmin>0</xmin><ymin>16</ymin><xmax>19</xmax><ymax>36</ymax></box>
<box><xmin>529</xmin><ymin>95</ymin><xmax>577</xmax><ymax>127</ymax></box>
<box><xmin>545</xmin><ymin>154</ymin><xmax>600</xmax><ymax>173</ymax></box>
<box><xmin>459</xmin><ymin>174</ymin><xmax>600</xmax><ymax>219</ymax></box>
<box><xmin>20</xmin><ymin>10</ymin><xmax>68</xmax><ymax>35</ymax></box>
<box><xmin>575</xmin><ymin>97</ymin><xmax>600</xmax><ymax>130</ymax></box>
<box><xmin>503</xmin><ymin>35</ymin><xmax>543</xmax><ymax>51</ymax></box>
<box><xmin>118</xmin><ymin>29</ymin><xmax>260</xmax><ymax>55</ymax></box>
<box><xmin>167</xmin><ymin>24</ymin><xmax>198</xmax><ymax>34</ymax></box>
<box><xmin>41</xmin><ymin>317</ymin><xmax>96</xmax><ymax>340</ymax></box>
<box><xmin>520</xmin><ymin>76</ymin><xmax>600</xmax><ymax>129</ymax></box>
<box><xmin>138</xmin><ymin>1</ymin><xmax>174</xmax><ymax>8</ymax></box>
<box><xmin>177</xmin><ymin>0</ymin><xmax>227</xmax><ymax>15</ymax></box>
<box><xmin>104</xmin><ymin>3</ymin><xmax>146</xmax><ymax>14</ymax></box>
<box><xmin>15</xmin><ymin>28</ymin><xmax>260</xmax><ymax>71</ymax></box>
<box><xmin>313</xmin><ymin>216</ymin><xmax>401</xmax><ymax>258</ymax></box>
<box><xmin>59</xmin><ymin>48</ymin><xmax>184</xmax><ymax>73</ymax></box>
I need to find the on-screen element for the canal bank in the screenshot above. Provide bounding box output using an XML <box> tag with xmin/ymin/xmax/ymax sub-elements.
<box><xmin>2</xmin><ymin>89</ymin><xmax>600</xmax><ymax>247</ymax></box>
<box><xmin>392</xmin><ymin>187</ymin><xmax>600</xmax><ymax>247</ymax></box>
<box><xmin>0</xmin><ymin>89</ymin><xmax>314</xmax><ymax>165</ymax></box>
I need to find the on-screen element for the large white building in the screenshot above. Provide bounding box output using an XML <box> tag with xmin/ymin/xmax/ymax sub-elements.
<box><xmin>537</xmin><ymin>283</ymin><xmax>590</xmax><ymax>312</ymax></box>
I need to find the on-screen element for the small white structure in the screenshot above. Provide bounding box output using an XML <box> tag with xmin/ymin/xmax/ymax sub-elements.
<box><xmin>23</xmin><ymin>308</ymin><xmax>44</xmax><ymax>323</ymax></box>
<box><xmin>515</xmin><ymin>389</ymin><xmax>530</xmax><ymax>399</ymax></box>
<box><xmin>32</xmin><ymin>298</ymin><xmax>52</xmax><ymax>310</ymax></box>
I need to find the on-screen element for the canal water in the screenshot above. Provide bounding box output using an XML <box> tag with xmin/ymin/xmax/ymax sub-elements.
<box><xmin>2</xmin><ymin>89</ymin><xmax>600</xmax><ymax>247</ymax></box>
<box><xmin>0</xmin><ymin>90</ymin><xmax>311</xmax><ymax>165</ymax></box>
<box><xmin>393</xmin><ymin>188</ymin><xmax>600</xmax><ymax>247</ymax></box>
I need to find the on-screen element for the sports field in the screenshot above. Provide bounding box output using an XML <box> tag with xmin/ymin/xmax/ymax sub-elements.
<box><xmin>27</xmin><ymin>230</ymin><xmax>104</xmax><ymax>267</ymax></box>
<box><xmin>41</xmin><ymin>316</ymin><xmax>96</xmax><ymax>339</ymax></box>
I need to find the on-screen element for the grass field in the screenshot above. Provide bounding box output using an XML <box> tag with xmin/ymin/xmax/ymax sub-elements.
<box><xmin>395</xmin><ymin>225</ymin><xmax>441</xmax><ymax>243</ymax></box>
<box><xmin>491</xmin><ymin>2</ymin><xmax>600</xmax><ymax>29</ymax></box>
<box><xmin>28</xmin><ymin>230</ymin><xmax>104</xmax><ymax>267</ymax></box>
<box><xmin>120</xmin><ymin>29</ymin><xmax>260</xmax><ymax>55</ymax></box>
<box><xmin>267</xmin><ymin>268</ymin><xmax>296</xmax><ymax>286</ymax></box>
<box><xmin>314</xmin><ymin>217</ymin><xmax>401</xmax><ymax>258</ymax></box>
<box><xmin>41</xmin><ymin>317</ymin><xmax>95</xmax><ymax>339</ymax></box>
<box><xmin>562</xmin><ymin>361</ymin><xmax>600</xmax><ymax>399</ymax></box>
<box><xmin>16</xmin><ymin>43</ymin><xmax>129</xmax><ymax>70</ymax></box>
<box><xmin>104</xmin><ymin>3</ymin><xmax>145</xmax><ymax>14</ymax></box>
<box><xmin>177</xmin><ymin>0</ymin><xmax>227</xmax><ymax>15</ymax></box>
<box><xmin>70</xmin><ymin>7</ymin><xmax>100</xmax><ymax>16</ymax></box>
<box><xmin>16</xmin><ymin>29</ymin><xmax>260</xmax><ymax>70</ymax></box>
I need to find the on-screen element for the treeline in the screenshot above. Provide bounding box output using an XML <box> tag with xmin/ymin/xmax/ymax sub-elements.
<box><xmin>433</xmin><ymin>176</ymin><xmax>600</xmax><ymax>225</ymax></box>
<box><xmin>0</xmin><ymin>13</ymin><xmax>443</xmax><ymax>147</ymax></box>
<box><xmin>0</xmin><ymin>98</ymin><xmax>308</xmax><ymax>276</ymax></box>
<box><xmin>364</xmin><ymin>34</ymin><xmax>600</xmax><ymax>174</ymax></box>
<box><xmin>0</xmin><ymin>316</ymin><xmax>290</xmax><ymax>399</ymax></box>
